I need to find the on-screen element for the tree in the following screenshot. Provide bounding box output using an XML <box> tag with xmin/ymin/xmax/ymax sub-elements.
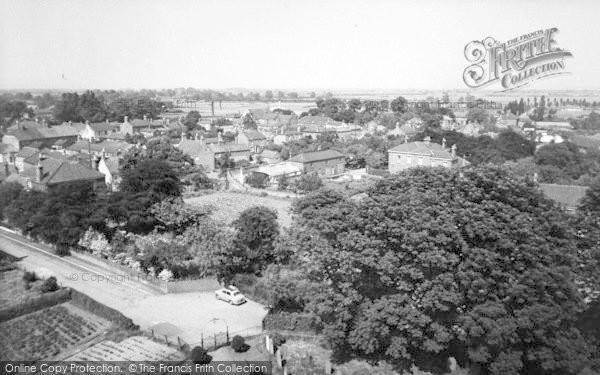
<box><xmin>120</xmin><ymin>159</ymin><xmax>182</xmax><ymax>199</ymax></box>
<box><xmin>183</xmin><ymin>110</ymin><xmax>201</xmax><ymax>130</ymax></box>
<box><xmin>294</xmin><ymin>166</ymin><xmax>593</xmax><ymax>374</ymax></box>
<box><xmin>390</xmin><ymin>96</ymin><xmax>408</xmax><ymax>114</ymax></box>
<box><xmin>242</xmin><ymin>113</ymin><xmax>257</xmax><ymax>130</ymax></box>
<box><xmin>231</xmin><ymin>335</ymin><xmax>249</xmax><ymax>352</ymax></box>
<box><xmin>224</xmin><ymin>206</ymin><xmax>280</xmax><ymax>277</ymax></box>
<box><xmin>293</xmin><ymin>172</ymin><xmax>323</xmax><ymax>193</ymax></box>
<box><xmin>41</xmin><ymin>276</ymin><xmax>59</xmax><ymax>293</ymax></box>
<box><xmin>580</xmin><ymin>178</ymin><xmax>600</xmax><ymax>214</ymax></box>
<box><xmin>466</xmin><ymin>108</ymin><xmax>490</xmax><ymax>124</ymax></box>
<box><xmin>0</xmin><ymin>182</ymin><xmax>23</xmax><ymax>221</ymax></box>
<box><xmin>190</xmin><ymin>346</ymin><xmax>212</xmax><ymax>364</ymax></box>
<box><xmin>288</xmin><ymin>92</ymin><xmax>299</xmax><ymax>100</ymax></box>
<box><xmin>265</xmin><ymin>90</ymin><xmax>274</xmax><ymax>101</ymax></box>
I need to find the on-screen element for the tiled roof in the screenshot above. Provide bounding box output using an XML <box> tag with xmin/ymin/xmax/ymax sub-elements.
<box><xmin>298</xmin><ymin>116</ymin><xmax>344</xmax><ymax>127</ymax></box>
<box><xmin>7</xmin><ymin>123</ymin><xmax>79</xmax><ymax>140</ymax></box>
<box><xmin>89</xmin><ymin>122</ymin><xmax>120</xmax><ymax>132</ymax></box>
<box><xmin>129</xmin><ymin>119</ymin><xmax>166</xmax><ymax>128</ymax></box>
<box><xmin>16</xmin><ymin>146</ymin><xmax>39</xmax><ymax>159</ymax></box>
<box><xmin>178</xmin><ymin>139</ymin><xmax>210</xmax><ymax>158</ymax></box>
<box><xmin>21</xmin><ymin>158</ymin><xmax>104</xmax><ymax>185</ymax></box>
<box><xmin>288</xmin><ymin>149</ymin><xmax>345</xmax><ymax>163</ymax></box>
<box><xmin>241</xmin><ymin>130</ymin><xmax>266</xmax><ymax>141</ymax></box>
<box><xmin>539</xmin><ymin>184</ymin><xmax>588</xmax><ymax>209</ymax></box>
<box><xmin>23</xmin><ymin>151</ymin><xmax>72</xmax><ymax>166</ymax></box>
<box><xmin>259</xmin><ymin>149</ymin><xmax>281</xmax><ymax>159</ymax></box>
<box><xmin>209</xmin><ymin>143</ymin><xmax>250</xmax><ymax>154</ymax></box>
<box><xmin>0</xmin><ymin>144</ymin><xmax>16</xmax><ymax>153</ymax></box>
<box><xmin>389</xmin><ymin>141</ymin><xmax>454</xmax><ymax>159</ymax></box>
<box><xmin>67</xmin><ymin>140</ymin><xmax>132</xmax><ymax>155</ymax></box>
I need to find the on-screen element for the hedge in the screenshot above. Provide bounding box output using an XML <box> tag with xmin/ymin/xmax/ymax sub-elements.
<box><xmin>0</xmin><ymin>288</ymin><xmax>71</xmax><ymax>323</ymax></box>
<box><xmin>263</xmin><ymin>312</ymin><xmax>322</xmax><ymax>333</ymax></box>
<box><xmin>70</xmin><ymin>289</ymin><xmax>139</xmax><ymax>330</ymax></box>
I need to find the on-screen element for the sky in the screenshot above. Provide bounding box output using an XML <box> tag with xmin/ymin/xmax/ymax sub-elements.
<box><xmin>1</xmin><ymin>0</ymin><xmax>600</xmax><ymax>91</ymax></box>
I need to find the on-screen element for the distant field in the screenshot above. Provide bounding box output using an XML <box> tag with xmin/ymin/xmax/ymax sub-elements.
<box><xmin>171</xmin><ymin>100</ymin><xmax>316</xmax><ymax>116</ymax></box>
<box><xmin>184</xmin><ymin>192</ymin><xmax>293</xmax><ymax>227</ymax></box>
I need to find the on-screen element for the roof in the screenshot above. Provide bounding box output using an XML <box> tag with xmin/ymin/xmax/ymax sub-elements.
<box><xmin>389</xmin><ymin>141</ymin><xmax>454</xmax><ymax>159</ymax></box>
<box><xmin>298</xmin><ymin>115</ymin><xmax>344</xmax><ymax>127</ymax></box>
<box><xmin>129</xmin><ymin>119</ymin><xmax>166</xmax><ymax>128</ymax></box>
<box><xmin>535</xmin><ymin>121</ymin><xmax>573</xmax><ymax>129</ymax></box>
<box><xmin>209</xmin><ymin>143</ymin><xmax>250</xmax><ymax>154</ymax></box>
<box><xmin>6</xmin><ymin>123</ymin><xmax>79</xmax><ymax>141</ymax></box>
<box><xmin>177</xmin><ymin>139</ymin><xmax>209</xmax><ymax>158</ymax></box>
<box><xmin>67</xmin><ymin>140</ymin><xmax>132</xmax><ymax>155</ymax></box>
<box><xmin>89</xmin><ymin>122</ymin><xmax>120</xmax><ymax>132</ymax></box>
<box><xmin>288</xmin><ymin>149</ymin><xmax>345</xmax><ymax>163</ymax></box>
<box><xmin>256</xmin><ymin>162</ymin><xmax>301</xmax><ymax>177</ymax></box>
<box><xmin>241</xmin><ymin>130</ymin><xmax>266</xmax><ymax>141</ymax></box>
<box><xmin>21</xmin><ymin>158</ymin><xmax>104</xmax><ymax>185</ymax></box>
<box><xmin>16</xmin><ymin>146</ymin><xmax>39</xmax><ymax>159</ymax></box>
<box><xmin>259</xmin><ymin>149</ymin><xmax>281</xmax><ymax>159</ymax></box>
<box><xmin>539</xmin><ymin>183</ymin><xmax>588</xmax><ymax>209</ymax></box>
<box><xmin>23</xmin><ymin>151</ymin><xmax>72</xmax><ymax>166</ymax></box>
<box><xmin>0</xmin><ymin>144</ymin><xmax>16</xmax><ymax>153</ymax></box>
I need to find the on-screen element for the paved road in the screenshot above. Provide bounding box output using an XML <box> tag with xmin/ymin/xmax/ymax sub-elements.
<box><xmin>0</xmin><ymin>229</ymin><xmax>267</xmax><ymax>345</ymax></box>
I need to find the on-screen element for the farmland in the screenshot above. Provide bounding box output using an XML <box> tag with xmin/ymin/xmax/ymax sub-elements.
<box><xmin>0</xmin><ymin>303</ymin><xmax>110</xmax><ymax>360</ymax></box>
<box><xmin>185</xmin><ymin>192</ymin><xmax>293</xmax><ymax>227</ymax></box>
<box><xmin>168</xmin><ymin>100</ymin><xmax>316</xmax><ymax>117</ymax></box>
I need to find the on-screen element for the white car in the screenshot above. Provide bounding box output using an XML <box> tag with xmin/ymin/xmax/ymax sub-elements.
<box><xmin>215</xmin><ymin>286</ymin><xmax>246</xmax><ymax>305</ymax></box>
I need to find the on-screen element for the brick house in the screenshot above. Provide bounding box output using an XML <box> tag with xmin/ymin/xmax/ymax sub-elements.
<box><xmin>288</xmin><ymin>149</ymin><xmax>346</xmax><ymax>177</ymax></box>
<box><xmin>236</xmin><ymin>130</ymin><xmax>268</xmax><ymax>153</ymax></box>
<box><xmin>388</xmin><ymin>137</ymin><xmax>466</xmax><ymax>173</ymax></box>
<box><xmin>2</xmin><ymin>120</ymin><xmax>79</xmax><ymax>151</ymax></box>
<box><xmin>177</xmin><ymin>138</ymin><xmax>250</xmax><ymax>171</ymax></box>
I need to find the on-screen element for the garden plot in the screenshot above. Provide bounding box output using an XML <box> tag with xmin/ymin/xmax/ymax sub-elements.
<box><xmin>185</xmin><ymin>192</ymin><xmax>293</xmax><ymax>227</ymax></box>
<box><xmin>66</xmin><ymin>336</ymin><xmax>184</xmax><ymax>361</ymax></box>
<box><xmin>0</xmin><ymin>268</ymin><xmax>46</xmax><ymax>310</ymax></box>
<box><xmin>0</xmin><ymin>303</ymin><xmax>110</xmax><ymax>361</ymax></box>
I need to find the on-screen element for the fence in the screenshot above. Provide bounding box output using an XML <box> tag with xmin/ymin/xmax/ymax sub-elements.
<box><xmin>187</xmin><ymin>325</ymin><xmax>263</xmax><ymax>352</ymax></box>
<box><xmin>69</xmin><ymin>251</ymin><xmax>220</xmax><ymax>294</ymax></box>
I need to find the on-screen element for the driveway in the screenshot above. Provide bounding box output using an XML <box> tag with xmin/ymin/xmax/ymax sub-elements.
<box><xmin>0</xmin><ymin>229</ymin><xmax>267</xmax><ymax>345</ymax></box>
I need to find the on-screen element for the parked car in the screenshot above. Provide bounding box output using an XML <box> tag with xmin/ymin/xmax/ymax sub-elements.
<box><xmin>215</xmin><ymin>286</ymin><xmax>246</xmax><ymax>305</ymax></box>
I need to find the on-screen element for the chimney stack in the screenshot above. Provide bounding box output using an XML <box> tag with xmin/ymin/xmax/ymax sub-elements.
<box><xmin>124</xmin><ymin>116</ymin><xmax>128</xmax><ymax>123</ymax></box>
<box><xmin>442</xmin><ymin>137</ymin><xmax>447</xmax><ymax>150</ymax></box>
<box><xmin>143</xmin><ymin>114</ymin><xmax>147</xmax><ymax>122</ymax></box>
<box><xmin>451</xmin><ymin>144</ymin><xmax>457</xmax><ymax>159</ymax></box>
<box><xmin>217</xmin><ymin>132</ymin><xmax>223</xmax><ymax>144</ymax></box>
<box><xmin>36</xmin><ymin>158</ymin><xmax>43</xmax><ymax>183</ymax></box>
<box><xmin>181</xmin><ymin>132</ymin><xmax>186</xmax><ymax>142</ymax></box>
<box><xmin>404</xmin><ymin>134</ymin><xmax>408</xmax><ymax>144</ymax></box>
<box><xmin>423</xmin><ymin>136</ymin><xmax>431</xmax><ymax>145</ymax></box>
<box><xmin>92</xmin><ymin>156</ymin><xmax>100</xmax><ymax>170</ymax></box>
<box><xmin>16</xmin><ymin>120</ymin><xmax>20</xmax><ymax>130</ymax></box>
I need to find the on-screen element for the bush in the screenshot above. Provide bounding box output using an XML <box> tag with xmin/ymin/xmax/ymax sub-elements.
<box><xmin>271</xmin><ymin>333</ymin><xmax>286</xmax><ymax>351</ymax></box>
<box><xmin>190</xmin><ymin>346</ymin><xmax>212</xmax><ymax>364</ymax></box>
<box><xmin>23</xmin><ymin>271</ymin><xmax>37</xmax><ymax>282</ymax></box>
<box><xmin>263</xmin><ymin>312</ymin><xmax>321</xmax><ymax>333</ymax></box>
<box><xmin>41</xmin><ymin>276</ymin><xmax>59</xmax><ymax>293</ymax></box>
<box><xmin>231</xmin><ymin>335</ymin><xmax>249</xmax><ymax>352</ymax></box>
<box><xmin>0</xmin><ymin>288</ymin><xmax>71</xmax><ymax>322</ymax></box>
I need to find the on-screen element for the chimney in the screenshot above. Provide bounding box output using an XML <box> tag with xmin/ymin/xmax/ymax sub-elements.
<box><xmin>92</xmin><ymin>156</ymin><xmax>100</xmax><ymax>170</ymax></box>
<box><xmin>86</xmin><ymin>120</ymin><xmax>90</xmax><ymax>126</ymax></box>
<box><xmin>4</xmin><ymin>161</ymin><xmax>9</xmax><ymax>176</ymax></box>
<box><xmin>106</xmin><ymin>119</ymin><xmax>109</xmax><ymax>123</ymax></box>
<box><xmin>442</xmin><ymin>137</ymin><xmax>447</xmax><ymax>150</ymax></box>
<box><xmin>404</xmin><ymin>134</ymin><xmax>409</xmax><ymax>144</ymax></box>
<box><xmin>36</xmin><ymin>158</ymin><xmax>43</xmax><ymax>183</ymax></box>
<box><xmin>16</xmin><ymin>120</ymin><xmax>20</xmax><ymax>130</ymax></box>
<box><xmin>396</xmin><ymin>122</ymin><xmax>400</xmax><ymax>130</ymax></box>
<box><xmin>181</xmin><ymin>132</ymin><xmax>186</xmax><ymax>142</ymax></box>
<box><xmin>533</xmin><ymin>172</ymin><xmax>539</xmax><ymax>183</ymax></box>
<box><xmin>200</xmin><ymin>134</ymin><xmax>204</xmax><ymax>144</ymax></box>
<box><xmin>217</xmin><ymin>132</ymin><xmax>223</xmax><ymax>144</ymax></box>
<box><xmin>35</xmin><ymin>118</ymin><xmax>39</xmax><ymax>123</ymax></box>
<box><xmin>124</xmin><ymin>116</ymin><xmax>128</xmax><ymax>123</ymax></box>
<box><xmin>423</xmin><ymin>136</ymin><xmax>431</xmax><ymax>145</ymax></box>
<box><xmin>143</xmin><ymin>114</ymin><xmax>147</xmax><ymax>122</ymax></box>
<box><xmin>39</xmin><ymin>151</ymin><xmax>47</xmax><ymax>160</ymax></box>
<box><xmin>451</xmin><ymin>144</ymin><xmax>457</xmax><ymax>159</ymax></box>
<box><xmin>297</xmin><ymin>126</ymin><xmax>301</xmax><ymax>133</ymax></box>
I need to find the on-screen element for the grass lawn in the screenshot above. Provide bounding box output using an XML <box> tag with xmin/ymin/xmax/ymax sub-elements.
<box><xmin>184</xmin><ymin>192</ymin><xmax>293</xmax><ymax>227</ymax></box>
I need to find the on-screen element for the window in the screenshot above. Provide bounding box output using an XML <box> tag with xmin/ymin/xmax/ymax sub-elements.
<box><xmin>406</xmin><ymin>156</ymin><xmax>412</xmax><ymax>165</ymax></box>
<box><xmin>417</xmin><ymin>157</ymin><xmax>423</xmax><ymax>166</ymax></box>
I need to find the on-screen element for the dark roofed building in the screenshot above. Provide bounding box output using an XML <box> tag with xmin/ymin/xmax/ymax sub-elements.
<box><xmin>539</xmin><ymin>183</ymin><xmax>589</xmax><ymax>212</ymax></box>
<box><xmin>2</xmin><ymin>120</ymin><xmax>79</xmax><ymax>151</ymax></box>
<box><xmin>288</xmin><ymin>149</ymin><xmax>346</xmax><ymax>177</ymax></box>
<box><xmin>236</xmin><ymin>130</ymin><xmax>267</xmax><ymax>153</ymax></box>
<box><xmin>18</xmin><ymin>156</ymin><xmax>106</xmax><ymax>192</ymax></box>
<box><xmin>388</xmin><ymin>136</ymin><xmax>467</xmax><ymax>173</ymax></box>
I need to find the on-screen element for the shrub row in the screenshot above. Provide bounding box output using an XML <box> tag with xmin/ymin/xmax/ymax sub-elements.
<box><xmin>263</xmin><ymin>312</ymin><xmax>322</xmax><ymax>333</ymax></box>
<box><xmin>70</xmin><ymin>289</ymin><xmax>139</xmax><ymax>330</ymax></box>
<box><xmin>0</xmin><ymin>288</ymin><xmax>71</xmax><ymax>323</ymax></box>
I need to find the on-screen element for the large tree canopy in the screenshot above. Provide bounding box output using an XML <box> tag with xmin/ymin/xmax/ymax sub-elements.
<box><xmin>292</xmin><ymin>166</ymin><xmax>593</xmax><ymax>375</ymax></box>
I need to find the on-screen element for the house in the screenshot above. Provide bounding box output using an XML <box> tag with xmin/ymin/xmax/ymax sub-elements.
<box><xmin>298</xmin><ymin>115</ymin><xmax>345</xmax><ymax>128</ymax></box>
<box><xmin>539</xmin><ymin>183</ymin><xmax>588</xmax><ymax>212</ymax></box>
<box><xmin>457</xmin><ymin>122</ymin><xmax>483</xmax><ymax>137</ymax></box>
<box><xmin>78</xmin><ymin>120</ymin><xmax>121</xmax><ymax>141</ymax></box>
<box><xmin>288</xmin><ymin>149</ymin><xmax>346</xmax><ymax>177</ymax></box>
<box><xmin>97</xmin><ymin>154</ymin><xmax>121</xmax><ymax>191</ymax></box>
<box><xmin>2</xmin><ymin>120</ymin><xmax>79</xmax><ymax>151</ymax></box>
<box><xmin>66</xmin><ymin>139</ymin><xmax>132</xmax><ymax>158</ymax></box>
<box><xmin>388</xmin><ymin>136</ymin><xmax>466</xmax><ymax>173</ymax></box>
<box><xmin>236</xmin><ymin>130</ymin><xmax>268</xmax><ymax>153</ymax></box>
<box><xmin>16</xmin><ymin>155</ymin><xmax>106</xmax><ymax>192</ymax></box>
<box><xmin>254</xmin><ymin>162</ymin><xmax>301</xmax><ymax>185</ymax></box>
<box><xmin>537</xmin><ymin>132</ymin><xmax>564</xmax><ymax>145</ymax></box>
<box><xmin>535</xmin><ymin>121</ymin><xmax>573</xmax><ymax>131</ymax></box>
<box><xmin>119</xmin><ymin>116</ymin><xmax>169</xmax><ymax>136</ymax></box>
<box><xmin>273</xmin><ymin>128</ymin><xmax>302</xmax><ymax>145</ymax></box>
<box><xmin>177</xmin><ymin>138</ymin><xmax>250</xmax><ymax>171</ymax></box>
<box><xmin>0</xmin><ymin>143</ymin><xmax>17</xmax><ymax>165</ymax></box>
<box><xmin>257</xmin><ymin>149</ymin><xmax>281</xmax><ymax>164</ymax></box>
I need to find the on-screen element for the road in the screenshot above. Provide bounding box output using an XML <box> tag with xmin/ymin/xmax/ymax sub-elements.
<box><xmin>0</xmin><ymin>229</ymin><xmax>267</xmax><ymax>345</ymax></box>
